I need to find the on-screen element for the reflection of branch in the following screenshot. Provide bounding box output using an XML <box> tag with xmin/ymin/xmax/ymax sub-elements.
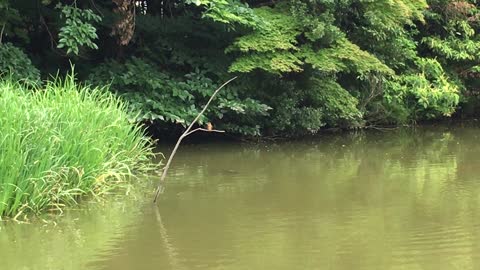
<box><xmin>154</xmin><ymin>206</ymin><xmax>185</xmax><ymax>270</ymax></box>
<box><xmin>365</xmin><ymin>125</ymin><xmax>400</xmax><ymax>131</ymax></box>
<box><xmin>153</xmin><ymin>77</ymin><xmax>237</xmax><ymax>203</ymax></box>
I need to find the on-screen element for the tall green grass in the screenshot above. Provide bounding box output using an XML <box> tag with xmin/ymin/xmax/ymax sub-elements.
<box><xmin>0</xmin><ymin>75</ymin><xmax>156</xmax><ymax>218</ymax></box>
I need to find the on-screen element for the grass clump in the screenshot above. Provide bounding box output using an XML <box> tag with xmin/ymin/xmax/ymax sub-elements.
<box><xmin>0</xmin><ymin>74</ymin><xmax>156</xmax><ymax>218</ymax></box>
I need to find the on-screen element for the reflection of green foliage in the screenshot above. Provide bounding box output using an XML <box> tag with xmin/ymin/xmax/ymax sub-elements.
<box><xmin>0</xmin><ymin>195</ymin><xmax>144</xmax><ymax>270</ymax></box>
<box><xmin>2</xmin><ymin>127</ymin><xmax>480</xmax><ymax>269</ymax></box>
<box><xmin>144</xmin><ymin>127</ymin><xmax>479</xmax><ymax>269</ymax></box>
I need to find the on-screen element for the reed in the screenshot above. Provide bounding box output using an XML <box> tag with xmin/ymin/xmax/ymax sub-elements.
<box><xmin>0</xmin><ymin>74</ymin><xmax>155</xmax><ymax>218</ymax></box>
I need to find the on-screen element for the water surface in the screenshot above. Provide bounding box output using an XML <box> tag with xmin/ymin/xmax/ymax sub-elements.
<box><xmin>2</xmin><ymin>125</ymin><xmax>480</xmax><ymax>270</ymax></box>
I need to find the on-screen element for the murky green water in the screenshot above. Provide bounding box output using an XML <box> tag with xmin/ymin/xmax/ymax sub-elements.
<box><xmin>2</xmin><ymin>125</ymin><xmax>480</xmax><ymax>270</ymax></box>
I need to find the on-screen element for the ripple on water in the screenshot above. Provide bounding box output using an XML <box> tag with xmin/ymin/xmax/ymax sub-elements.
<box><xmin>6</xmin><ymin>127</ymin><xmax>480</xmax><ymax>270</ymax></box>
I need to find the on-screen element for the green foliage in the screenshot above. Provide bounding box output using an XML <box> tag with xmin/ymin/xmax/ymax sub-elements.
<box><xmin>229</xmin><ymin>51</ymin><xmax>304</xmax><ymax>73</ymax></box>
<box><xmin>384</xmin><ymin>58</ymin><xmax>460</xmax><ymax>120</ymax></box>
<box><xmin>423</xmin><ymin>36</ymin><xmax>480</xmax><ymax>61</ymax></box>
<box><xmin>0</xmin><ymin>0</ymin><xmax>29</xmax><ymax>43</ymax></box>
<box><xmin>88</xmin><ymin>58</ymin><xmax>270</xmax><ymax>135</ymax></box>
<box><xmin>266</xmin><ymin>90</ymin><xmax>326</xmax><ymax>135</ymax></box>
<box><xmin>250</xmin><ymin>74</ymin><xmax>362</xmax><ymax>135</ymax></box>
<box><xmin>361</xmin><ymin>0</ymin><xmax>427</xmax><ymax>39</ymax></box>
<box><xmin>306</xmin><ymin>77</ymin><xmax>364</xmax><ymax>127</ymax></box>
<box><xmin>0</xmin><ymin>75</ymin><xmax>155</xmax><ymax>217</ymax></box>
<box><xmin>226</xmin><ymin>7</ymin><xmax>300</xmax><ymax>53</ymax></box>
<box><xmin>227</xmin><ymin>5</ymin><xmax>392</xmax><ymax>77</ymax></box>
<box><xmin>420</xmin><ymin>0</ymin><xmax>480</xmax><ymax>100</ymax></box>
<box><xmin>288</xmin><ymin>0</ymin><xmax>343</xmax><ymax>43</ymax></box>
<box><xmin>56</xmin><ymin>3</ymin><xmax>102</xmax><ymax>55</ymax></box>
<box><xmin>185</xmin><ymin>0</ymin><xmax>261</xmax><ymax>28</ymax></box>
<box><xmin>298</xmin><ymin>39</ymin><xmax>394</xmax><ymax>75</ymax></box>
<box><xmin>1</xmin><ymin>0</ymin><xmax>478</xmax><ymax>137</ymax></box>
<box><xmin>0</xmin><ymin>43</ymin><xmax>40</xmax><ymax>85</ymax></box>
<box><xmin>226</xmin><ymin>6</ymin><xmax>303</xmax><ymax>73</ymax></box>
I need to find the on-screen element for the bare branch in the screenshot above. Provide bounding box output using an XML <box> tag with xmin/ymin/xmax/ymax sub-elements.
<box><xmin>184</xmin><ymin>128</ymin><xmax>225</xmax><ymax>137</ymax></box>
<box><xmin>0</xmin><ymin>24</ymin><xmax>5</xmax><ymax>44</ymax></box>
<box><xmin>185</xmin><ymin>77</ymin><xmax>238</xmax><ymax>133</ymax></box>
<box><xmin>89</xmin><ymin>0</ymin><xmax>104</xmax><ymax>17</ymax></box>
<box><xmin>153</xmin><ymin>77</ymin><xmax>237</xmax><ymax>203</ymax></box>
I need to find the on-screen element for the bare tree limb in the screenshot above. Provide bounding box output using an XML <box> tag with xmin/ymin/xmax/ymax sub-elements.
<box><xmin>153</xmin><ymin>76</ymin><xmax>237</xmax><ymax>203</ymax></box>
<box><xmin>89</xmin><ymin>0</ymin><xmax>104</xmax><ymax>17</ymax></box>
<box><xmin>0</xmin><ymin>24</ymin><xmax>5</xmax><ymax>44</ymax></box>
<box><xmin>184</xmin><ymin>128</ymin><xmax>225</xmax><ymax>137</ymax></box>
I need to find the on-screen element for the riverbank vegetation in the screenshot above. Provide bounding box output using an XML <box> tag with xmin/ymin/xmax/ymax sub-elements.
<box><xmin>1</xmin><ymin>0</ymin><xmax>478</xmax><ymax>137</ymax></box>
<box><xmin>0</xmin><ymin>0</ymin><xmax>479</xmax><ymax>216</ymax></box>
<box><xmin>0</xmin><ymin>75</ymin><xmax>155</xmax><ymax>218</ymax></box>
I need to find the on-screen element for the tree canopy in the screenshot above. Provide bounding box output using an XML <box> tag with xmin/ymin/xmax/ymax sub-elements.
<box><xmin>1</xmin><ymin>0</ymin><xmax>479</xmax><ymax>136</ymax></box>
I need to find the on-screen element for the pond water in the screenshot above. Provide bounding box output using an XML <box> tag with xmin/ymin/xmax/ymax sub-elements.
<box><xmin>2</xmin><ymin>125</ymin><xmax>480</xmax><ymax>270</ymax></box>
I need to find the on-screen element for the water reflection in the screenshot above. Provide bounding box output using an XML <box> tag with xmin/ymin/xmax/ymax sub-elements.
<box><xmin>2</xmin><ymin>125</ymin><xmax>480</xmax><ymax>270</ymax></box>
<box><xmin>0</xmin><ymin>195</ymin><xmax>146</xmax><ymax>270</ymax></box>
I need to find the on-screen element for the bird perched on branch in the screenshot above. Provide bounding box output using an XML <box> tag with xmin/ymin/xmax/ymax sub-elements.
<box><xmin>207</xmin><ymin>122</ymin><xmax>213</xmax><ymax>131</ymax></box>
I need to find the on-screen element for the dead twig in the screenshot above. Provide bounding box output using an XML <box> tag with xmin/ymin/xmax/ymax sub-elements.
<box><xmin>153</xmin><ymin>77</ymin><xmax>237</xmax><ymax>203</ymax></box>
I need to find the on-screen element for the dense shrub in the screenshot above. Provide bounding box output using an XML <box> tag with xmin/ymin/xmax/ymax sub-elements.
<box><xmin>1</xmin><ymin>0</ymin><xmax>478</xmax><ymax>136</ymax></box>
<box><xmin>88</xmin><ymin>58</ymin><xmax>270</xmax><ymax>136</ymax></box>
<box><xmin>0</xmin><ymin>43</ymin><xmax>40</xmax><ymax>85</ymax></box>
